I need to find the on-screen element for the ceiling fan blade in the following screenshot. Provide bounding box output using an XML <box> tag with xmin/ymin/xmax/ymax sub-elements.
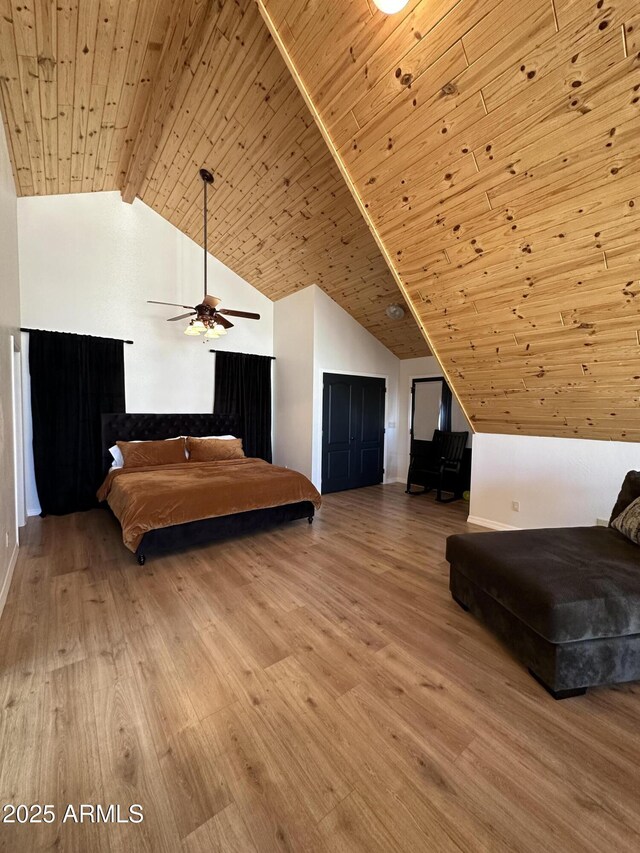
<box><xmin>215</xmin><ymin>314</ymin><xmax>234</xmax><ymax>329</ymax></box>
<box><xmin>168</xmin><ymin>312</ymin><xmax>196</xmax><ymax>321</ymax></box>
<box><xmin>218</xmin><ymin>309</ymin><xmax>261</xmax><ymax>320</ymax></box>
<box><xmin>148</xmin><ymin>300</ymin><xmax>195</xmax><ymax>309</ymax></box>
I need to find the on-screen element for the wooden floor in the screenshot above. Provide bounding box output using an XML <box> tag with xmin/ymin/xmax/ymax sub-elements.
<box><xmin>1</xmin><ymin>485</ymin><xmax>640</xmax><ymax>852</ymax></box>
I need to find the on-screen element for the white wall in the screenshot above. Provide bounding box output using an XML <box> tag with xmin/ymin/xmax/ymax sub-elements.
<box><xmin>274</xmin><ymin>292</ymin><xmax>474</xmax><ymax>491</ymax></box>
<box><xmin>469</xmin><ymin>433</ymin><xmax>640</xmax><ymax>530</ymax></box>
<box><xmin>273</xmin><ymin>286</ymin><xmax>315</xmax><ymax>478</ymax></box>
<box><xmin>18</xmin><ymin>191</ymin><xmax>273</xmax><ymax>513</ymax></box>
<box><xmin>274</xmin><ymin>284</ymin><xmax>402</xmax><ymax>490</ymax></box>
<box><xmin>0</xmin><ymin>120</ymin><xmax>21</xmax><ymax>615</ymax></box>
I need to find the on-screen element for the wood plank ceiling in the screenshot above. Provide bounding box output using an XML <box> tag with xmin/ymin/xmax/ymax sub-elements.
<box><xmin>258</xmin><ymin>0</ymin><xmax>640</xmax><ymax>441</ymax></box>
<box><xmin>0</xmin><ymin>0</ymin><xmax>427</xmax><ymax>359</ymax></box>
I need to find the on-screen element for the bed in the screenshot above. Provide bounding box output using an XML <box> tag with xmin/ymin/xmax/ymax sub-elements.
<box><xmin>99</xmin><ymin>413</ymin><xmax>321</xmax><ymax>564</ymax></box>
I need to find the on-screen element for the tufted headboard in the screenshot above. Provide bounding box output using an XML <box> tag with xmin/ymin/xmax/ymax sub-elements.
<box><xmin>101</xmin><ymin>412</ymin><xmax>242</xmax><ymax>473</ymax></box>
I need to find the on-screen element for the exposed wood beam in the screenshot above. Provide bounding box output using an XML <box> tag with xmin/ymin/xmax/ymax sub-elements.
<box><xmin>120</xmin><ymin>0</ymin><xmax>212</xmax><ymax>204</ymax></box>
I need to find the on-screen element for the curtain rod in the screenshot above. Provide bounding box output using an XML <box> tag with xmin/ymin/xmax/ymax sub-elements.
<box><xmin>21</xmin><ymin>328</ymin><xmax>133</xmax><ymax>345</ymax></box>
<box><xmin>209</xmin><ymin>349</ymin><xmax>275</xmax><ymax>360</ymax></box>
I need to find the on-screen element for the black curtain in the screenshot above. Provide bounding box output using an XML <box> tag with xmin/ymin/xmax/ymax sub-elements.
<box><xmin>213</xmin><ymin>352</ymin><xmax>272</xmax><ymax>462</ymax></box>
<box><xmin>29</xmin><ymin>330</ymin><xmax>125</xmax><ymax>515</ymax></box>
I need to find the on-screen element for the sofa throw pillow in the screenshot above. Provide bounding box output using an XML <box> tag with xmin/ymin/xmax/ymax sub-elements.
<box><xmin>609</xmin><ymin>471</ymin><xmax>640</xmax><ymax>526</ymax></box>
<box><xmin>612</xmin><ymin>495</ymin><xmax>640</xmax><ymax>545</ymax></box>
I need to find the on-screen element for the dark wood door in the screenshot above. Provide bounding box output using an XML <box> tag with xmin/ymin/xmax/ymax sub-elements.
<box><xmin>322</xmin><ymin>373</ymin><xmax>385</xmax><ymax>494</ymax></box>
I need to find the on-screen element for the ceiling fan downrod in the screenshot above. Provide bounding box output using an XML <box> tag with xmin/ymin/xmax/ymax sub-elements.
<box><xmin>200</xmin><ymin>168</ymin><xmax>214</xmax><ymax>300</ymax></box>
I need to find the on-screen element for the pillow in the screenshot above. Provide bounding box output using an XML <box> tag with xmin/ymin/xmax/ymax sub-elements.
<box><xmin>183</xmin><ymin>434</ymin><xmax>237</xmax><ymax>459</ymax></box>
<box><xmin>109</xmin><ymin>436</ymin><xmax>183</xmax><ymax>469</ymax></box>
<box><xmin>186</xmin><ymin>436</ymin><xmax>245</xmax><ymax>462</ymax></box>
<box><xmin>195</xmin><ymin>435</ymin><xmax>237</xmax><ymax>440</ymax></box>
<box><xmin>611</xmin><ymin>496</ymin><xmax>640</xmax><ymax>545</ymax></box>
<box><xmin>117</xmin><ymin>438</ymin><xmax>187</xmax><ymax>468</ymax></box>
<box><xmin>109</xmin><ymin>444</ymin><xmax>124</xmax><ymax>468</ymax></box>
<box><xmin>609</xmin><ymin>471</ymin><xmax>640</xmax><ymax>526</ymax></box>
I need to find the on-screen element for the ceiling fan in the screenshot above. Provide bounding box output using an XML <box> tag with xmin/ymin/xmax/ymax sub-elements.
<box><xmin>148</xmin><ymin>168</ymin><xmax>260</xmax><ymax>338</ymax></box>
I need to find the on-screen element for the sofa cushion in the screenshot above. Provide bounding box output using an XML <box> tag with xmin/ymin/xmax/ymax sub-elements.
<box><xmin>609</xmin><ymin>470</ymin><xmax>640</xmax><ymax>526</ymax></box>
<box><xmin>446</xmin><ymin>527</ymin><xmax>640</xmax><ymax>643</ymax></box>
<box><xmin>612</xmin><ymin>496</ymin><xmax>640</xmax><ymax>545</ymax></box>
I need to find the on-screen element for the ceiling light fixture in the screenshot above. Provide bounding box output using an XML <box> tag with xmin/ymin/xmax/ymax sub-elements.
<box><xmin>385</xmin><ymin>303</ymin><xmax>406</xmax><ymax>320</ymax></box>
<box><xmin>372</xmin><ymin>0</ymin><xmax>409</xmax><ymax>13</ymax></box>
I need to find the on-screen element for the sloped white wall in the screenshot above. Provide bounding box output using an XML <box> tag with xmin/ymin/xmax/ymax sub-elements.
<box><xmin>0</xmin><ymin>119</ymin><xmax>20</xmax><ymax>615</ymax></box>
<box><xmin>17</xmin><ymin>191</ymin><xmax>274</xmax><ymax>514</ymax></box>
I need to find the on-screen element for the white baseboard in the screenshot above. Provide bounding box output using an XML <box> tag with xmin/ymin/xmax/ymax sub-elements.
<box><xmin>467</xmin><ymin>515</ymin><xmax>520</xmax><ymax>531</ymax></box>
<box><xmin>0</xmin><ymin>542</ymin><xmax>18</xmax><ymax>621</ymax></box>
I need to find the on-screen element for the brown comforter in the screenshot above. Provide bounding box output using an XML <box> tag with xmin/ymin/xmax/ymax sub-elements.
<box><xmin>97</xmin><ymin>457</ymin><xmax>321</xmax><ymax>551</ymax></box>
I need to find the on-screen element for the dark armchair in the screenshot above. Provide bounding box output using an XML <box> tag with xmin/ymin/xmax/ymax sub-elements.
<box><xmin>406</xmin><ymin>429</ymin><xmax>469</xmax><ymax>502</ymax></box>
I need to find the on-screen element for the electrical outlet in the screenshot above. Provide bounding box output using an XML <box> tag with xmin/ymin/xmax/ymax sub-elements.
<box><xmin>512</xmin><ymin>501</ymin><xmax>520</xmax><ymax>512</ymax></box>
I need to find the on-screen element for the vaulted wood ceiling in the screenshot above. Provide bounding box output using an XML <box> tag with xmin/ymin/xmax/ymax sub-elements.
<box><xmin>2</xmin><ymin>1</ymin><xmax>639</xmax><ymax>436</ymax></box>
<box><xmin>0</xmin><ymin>0</ymin><xmax>427</xmax><ymax>358</ymax></box>
<box><xmin>258</xmin><ymin>0</ymin><xmax>640</xmax><ymax>441</ymax></box>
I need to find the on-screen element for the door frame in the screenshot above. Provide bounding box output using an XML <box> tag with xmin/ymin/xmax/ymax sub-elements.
<box><xmin>314</xmin><ymin>368</ymin><xmax>390</xmax><ymax>490</ymax></box>
<box><xmin>11</xmin><ymin>340</ymin><xmax>25</xmax><ymax>530</ymax></box>
<box><xmin>410</xmin><ymin>376</ymin><xmax>452</xmax><ymax>442</ymax></box>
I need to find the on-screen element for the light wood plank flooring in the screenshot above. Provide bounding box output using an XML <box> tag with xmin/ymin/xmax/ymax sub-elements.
<box><xmin>1</xmin><ymin>485</ymin><xmax>639</xmax><ymax>852</ymax></box>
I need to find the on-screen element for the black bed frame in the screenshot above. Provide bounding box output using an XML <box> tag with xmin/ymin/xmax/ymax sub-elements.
<box><xmin>101</xmin><ymin>413</ymin><xmax>315</xmax><ymax>564</ymax></box>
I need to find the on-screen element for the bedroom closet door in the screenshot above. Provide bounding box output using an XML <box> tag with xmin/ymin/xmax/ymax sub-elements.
<box><xmin>321</xmin><ymin>373</ymin><xmax>385</xmax><ymax>494</ymax></box>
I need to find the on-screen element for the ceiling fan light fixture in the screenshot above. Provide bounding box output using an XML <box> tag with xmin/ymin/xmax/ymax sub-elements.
<box><xmin>385</xmin><ymin>303</ymin><xmax>406</xmax><ymax>320</ymax></box>
<box><xmin>149</xmin><ymin>169</ymin><xmax>260</xmax><ymax>336</ymax></box>
<box><xmin>372</xmin><ymin>0</ymin><xmax>409</xmax><ymax>13</ymax></box>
